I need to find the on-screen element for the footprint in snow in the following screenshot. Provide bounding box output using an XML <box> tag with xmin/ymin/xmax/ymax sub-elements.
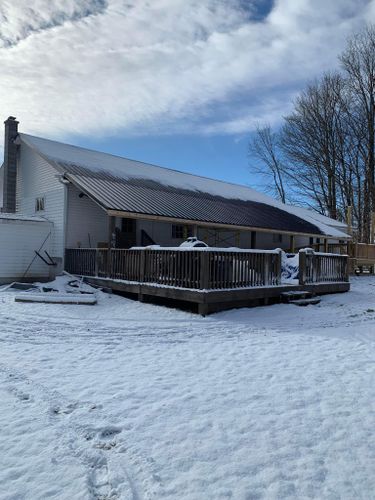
<box><xmin>99</xmin><ymin>426</ymin><xmax>122</xmax><ymax>440</ymax></box>
<box><xmin>7</xmin><ymin>386</ymin><xmax>32</xmax><ymax>402</ymax></box>
<box><xmin>51</xmin><ymin>402</ymin><xmax>79</xmax><ymax>415</ymax></box>
<box><xmin>51</xmin><ymin>402</ymin><xmax>102</xmax><ymax>416</ymax></box>
<box><xmin>88</xmin><ymin>456</ymin><xmax>118</xmax><ymax>500</ymax></box>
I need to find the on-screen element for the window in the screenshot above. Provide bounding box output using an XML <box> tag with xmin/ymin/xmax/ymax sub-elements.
<box><xmin>35</xmin><ymin>197</ymin><xmax>45</xmax><ymax>212</ymax></box>
<box><xmin>172</xmin><ymin>224</ymin><xmax>193</xmax><ymax>239</ymax></box>
<box><xmin>172</xmin><ymin>224</ymin><xmax>184</xmax><ymax>239</ymax></box>
<box><xmin>272</xmin><ymin>233</ymin><xmax>282</xmax><ymax>243</ymax></box>
<box><xmin>121</xmin><ymin>218</ymin><xmax>136</xmax><ymax>233</ymax></box>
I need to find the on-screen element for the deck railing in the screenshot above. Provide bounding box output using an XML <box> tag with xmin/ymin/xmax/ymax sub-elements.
<box><xmin>299</xmin><ymin>249</ymin><xmax>349</xmax><ymax>284</ymax></box>
<box><xmin>65</xmin><ymin>248</ymin><xmax>349</xmax><ymax>290</ymax></box>
<box><xmin>65</xmin><ymin>248</ymin><xmax>282</xmax><ymax>290</ymax></box>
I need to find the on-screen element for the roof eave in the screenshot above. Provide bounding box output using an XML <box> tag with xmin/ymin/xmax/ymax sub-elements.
<box><xmin>106</xmin><ymin>209</ymin><xmax>351</xmax><ymax>240</ymax></box>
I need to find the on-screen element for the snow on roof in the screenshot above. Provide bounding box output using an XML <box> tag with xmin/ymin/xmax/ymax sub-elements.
<box><xmin>0</xmin><ymin>213</ymin><xmax>51</xmax><ymax>223</ymax></box>
<box><xmin>19</xmin><ymin>133</ymin><xmax>349</xmax><ymax>239</ymax></box>
<box><xmin>289</xmin><ymin>205</ymin><xmax>347</xmax><ymax>229</ymax></box>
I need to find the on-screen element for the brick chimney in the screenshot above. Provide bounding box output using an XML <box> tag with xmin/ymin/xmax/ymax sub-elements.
<box><xmin>2</xmin><ymin>116</ymin><xmax>19</xmax><ymax>213</ymax></box>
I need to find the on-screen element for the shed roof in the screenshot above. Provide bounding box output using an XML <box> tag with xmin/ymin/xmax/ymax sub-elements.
<box><xmin>0</xmin><ymin>213</ymin><xmax>51</xmax><ymax>223</ymax></box>
<box><xmin>19</xmin><ymin>133</ymin><xmax>349</xmax><ymax>238</ymax></box>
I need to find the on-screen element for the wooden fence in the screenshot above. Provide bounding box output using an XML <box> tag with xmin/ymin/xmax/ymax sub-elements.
<box><xmin>299</xmin><ymin>249</ymin><xmax>349</xmax><ymax>284</ymax></box>
<box><xmin>65</xmin><ymin>247</ymin><xmax>349</xmax><ymax>290</ymax></box>
<box><xmin>350</xmin><ymin>243</ymin><xmax>375</xmax><ymax>261</ymax></box>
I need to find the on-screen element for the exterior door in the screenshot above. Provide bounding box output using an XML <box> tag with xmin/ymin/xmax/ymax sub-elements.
<box><xmin>117</xmin><ymin>218</ymin><xmax>137</xmax><ymax>248</ymax></box>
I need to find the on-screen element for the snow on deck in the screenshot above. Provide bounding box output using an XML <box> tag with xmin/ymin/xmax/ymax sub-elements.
<box><xmin>0</xmin><ymin>277</ymin><xmax>374</xmax><ymax>498</ymax></box>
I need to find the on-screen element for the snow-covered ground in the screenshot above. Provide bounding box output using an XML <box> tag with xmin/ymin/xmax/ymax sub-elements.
<box><xmin>0</xmin><ymin>277</ymin><xmax>374</xmax><ymax>499</ymax></box>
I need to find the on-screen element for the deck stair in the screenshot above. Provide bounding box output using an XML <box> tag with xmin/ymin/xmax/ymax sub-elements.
<box><xmin>280</xmin><ymin>290</ymin><xmax>321</xmax><ymax>306</ymax></box>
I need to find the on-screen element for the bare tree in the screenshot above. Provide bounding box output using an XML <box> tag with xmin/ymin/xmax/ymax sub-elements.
<box><xmin>249</xmin><ymin>124</ymin><xmax>286</xmax><ymax>203</ymax></box>
<box><xmin>340</xmin><ymin>25</ymin><xmax>375</xmax><ymax>242</ymax></box>
<box><xmin>280</xmin><ymin>73</ymin><xmax>350</xmax><ymax>219</ymax></box>
<box><xmin>248</xmin><ymin>25</ymin><xmax>375</xmax><ymax>242</ymax></box>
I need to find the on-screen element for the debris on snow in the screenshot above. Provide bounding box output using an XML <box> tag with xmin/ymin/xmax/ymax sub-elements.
<box><xmin>10</xmin><ymin>275</ymin><xmax>98</xmax><ymax>305</ymax></box>
<box><xmin>15</xmin><ymin>293</ymin><xmax>97</xmax><ymax>305</ymax></box>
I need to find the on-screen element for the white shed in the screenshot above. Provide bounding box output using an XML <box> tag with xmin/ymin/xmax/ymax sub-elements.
<box><xmin>0</xmin><ymin>215</ymin><xmax>53</xmax><ymax>284</ymax></box>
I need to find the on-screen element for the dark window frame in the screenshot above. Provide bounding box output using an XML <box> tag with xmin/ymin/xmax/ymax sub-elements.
<box><xmin>171</xmin><ymin>224</ymin><xmax>193</xmax><ymax>239</ymax></box>
<box><xmin>35</xmin><ymin>196</ymin><xmax>45</xmax><ymax>212</ymax></box>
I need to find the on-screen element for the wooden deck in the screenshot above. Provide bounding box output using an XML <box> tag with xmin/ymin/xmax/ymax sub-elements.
<box><xmin>65</xmin><ymin>248</ymin><xmax>350</xmax><ymax>314</ymax></box>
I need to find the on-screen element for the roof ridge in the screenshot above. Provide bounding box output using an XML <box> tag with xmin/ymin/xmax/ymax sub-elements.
<box><xmin>19</xmin><ymin>132</ymin><xmax>266</xmax><ymax>195</ymax></box>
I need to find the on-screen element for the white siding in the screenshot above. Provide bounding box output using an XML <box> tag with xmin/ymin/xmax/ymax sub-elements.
<box><xmin>66</xmin><ymin>184</ymin><xmax>108</xmax><ymax>248</ymax></box>
<box><xmin>0</xmin><ymin>219</ymin><xmax>53</xmax><ymax>283</ymax></box>
<box><xmin>16</xmin><ymin>143</ymin><xmax>66</xmax><ymax>260</ymax></box>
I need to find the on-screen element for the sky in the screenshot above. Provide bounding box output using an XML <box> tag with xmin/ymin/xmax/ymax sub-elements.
<box><xmin>0</xmin><ymin>0</ymin><xmax>375</xmax><ymax>189</ymax></box>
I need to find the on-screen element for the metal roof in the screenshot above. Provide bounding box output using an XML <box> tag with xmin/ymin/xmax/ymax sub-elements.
<box><xmin>59</xmin><ymin>163</ymin><xmax>323</xmax><ymax>235</ymax></box>
<box><xmin>18</xmin><ymin>133</ymin><xmax>350</xmax><ymax>237</ymax></box>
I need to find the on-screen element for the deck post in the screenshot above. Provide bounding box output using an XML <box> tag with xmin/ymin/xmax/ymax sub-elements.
<box><xmin>108</xmin><ymin>216</ymin><xmax>116</xmax><ymax>248</ymax></box>
<box><xmin>264</xmin><ymin>255</ymin><xmax>270</xmax><ymax>286</ymax></box>
<box><xmin>343</xmin><ymin>255</ymin><xmax>349</xmax><ymax>282</ymax></box>
<box><xmin>290</xmin><ymin>235</ymin><xmax>295</xmax><ymax>253</ymax></box>
<box><xmin>199</xmin><ymin>252</ymin><xmax>210</xmax><ymax>290</ymax></box>
<box><xmin>107</xmin><ymin>249</ymin><xmax>112</xmax><ymax>278</ymax></box>
<box><xmin>299</xmin><ymin>249</ymin><xmax>306</xmax><ymax>285</ymax></box>
<box><xmin>139</xmin><ymin>249</ymin><xmax>146</xmax><ymax>283</ymax></box>
<box><xmin>107</xmin><ymin>216</ymin><xmax>116</xmax><ymax>278</ymax></box>
<box><xmin>277</xmin><ymin>249</ymin><xmax>283</xmax><ymax>285</ymax></box>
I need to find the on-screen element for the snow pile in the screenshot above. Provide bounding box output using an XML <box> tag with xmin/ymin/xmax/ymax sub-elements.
<box><xmin>1</xmin><ymin>277</ymin><xmax>375</xmax><ymax>498</ymax></box>
<box><xmin>179</xmin><ymin>237</ymin><xmax>208</xmax><ymax>248</ymax></box>
<box><xmin>281</xmin><ymin>250</ymin><xmax>299</xmax><ymax>284</ymax></box>
<box><xmin>32</xmin><ymin>274</ymin><xmax>96</xmax><ymax>294</ymax></box>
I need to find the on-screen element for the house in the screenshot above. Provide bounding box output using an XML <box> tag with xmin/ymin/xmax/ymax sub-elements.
<box><xmin>0</xmin><ymin>116</ymin><xmax>350</xmax><ymax>280</ymax></box>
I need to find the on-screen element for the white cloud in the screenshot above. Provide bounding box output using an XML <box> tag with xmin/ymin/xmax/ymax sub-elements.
<box><xmin>0</xmin><ymin>0</ymin><xmax>374</xmax><ymax>142</ymax></box>
<box><xmin>0</xmin><ymin>0</ymin><xmax>107</xmax><ymax>47</ymax></box>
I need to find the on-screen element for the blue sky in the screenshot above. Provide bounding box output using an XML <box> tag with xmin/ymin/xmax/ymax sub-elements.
<box><xmin>0</xmin><ymin>0</ymin><xmax>374</xmax><ymax>194</ymax></box>
<box><xmin>80</xmin><ymin>133</ymin><xmax>251</xmax><ymax>186</ymax></box>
